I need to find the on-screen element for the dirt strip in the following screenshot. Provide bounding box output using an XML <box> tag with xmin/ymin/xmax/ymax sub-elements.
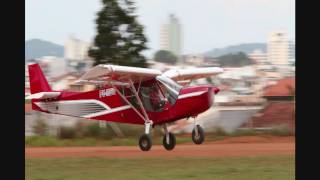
<box><xmin>25</xmin><ymin>136</ymin><xmax>295</xmax><ymax>159</ymax></box>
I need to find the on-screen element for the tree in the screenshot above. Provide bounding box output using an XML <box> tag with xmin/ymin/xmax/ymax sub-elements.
<box><xmin>216</xmin><ymin>52</ymin><xmax>253</xmax><ymax>67</ymax></box>
<box><xmin>153</xmin><ymin>50</ymin><xmax>177</xmax><ymax>64</ymax></box>
<box><xmin>88</xmin><ymin>0</ymin><xmax>148</xmax><ymax>67</ymax></box>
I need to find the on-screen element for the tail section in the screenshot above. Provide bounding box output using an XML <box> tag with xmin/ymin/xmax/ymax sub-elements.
<box><xmin>28</xmin><ymin>63</ymin><xmax>52</xmax><ymax>94</ymax></box>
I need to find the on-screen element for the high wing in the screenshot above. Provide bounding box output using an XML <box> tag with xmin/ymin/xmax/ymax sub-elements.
<box><xmin>75</xmin><ymin>64</ymin><xmax>163</xmax><ymax>124</ymax></box>
<box><xmin>25</xmin><ymin>92</ymin><xmax>61</xmax><ymax>100</ymax></box>
<box><xmin>75</xmin><ymin>64</ymin><xmax>162</xmax><ymax>85</ymax></box>
<box><xmin>162</xmin><ymin>67</ymin><xmax>224</xmax><ymax>84</ymax></box>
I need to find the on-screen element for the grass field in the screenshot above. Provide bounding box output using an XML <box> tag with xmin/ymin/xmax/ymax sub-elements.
<box><xmin>25</xmin><ymin>155</ymin><xmax>294</xmax><ymax>180</ymax></box>
<box><xmin>25</xmin><ymin>134</ymin><xmax>226</xmax><ymax>147</ymax></box>
<box><xmin>25</xmin><ymin>128</ymin><xmax>293</xmax><ymax>147</ymax></box>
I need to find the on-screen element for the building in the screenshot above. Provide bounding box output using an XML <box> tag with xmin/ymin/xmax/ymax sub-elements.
<box><xmin>36</xmin><ymin>56</ymin><xmax>68</xmax><ymax>78</ymax></box>
<box><xmin>241</xmin><ymin>77</ymin><xmax>295</xmax><ymax>132</ymax></box>
<box><xmin>50</xmin><ymin>72</ymin><xmax>95</xmax><ymax>92</ymax></box>
<box><xmin>267</xmin><ymin>31</ymin><xmax>290</xmax><ymax>65</ymax></box>
<box><xmin>263</xmin><ymin>77</ymin><xmax>295</xmax><ymax>99</ymax></box>
<box><xmin>64</xmin><ymin>35</ymin><xmax>94</xmax><ymax>72</ymax></box>
<box><xmin>160</xmin><ymin>14</ymin><xmax>182</xmax><ymax>61</ymax></box>
<box><xmin>248</xmin><ymin>49</ymin><xmax>267</xmax><ymax>64</ymax></box>
<box><xmin>64</xmin><ymin>35</ymin><xmax>90</xmax><ymax>61</ymax></box>
<box><xmin>289</xmin><ymin>40</ymin><xmax>295</xmax><ymax>64</ymax></box>
<box><xmin>183</xmin><ymin>54</ymin><xmax>205</xmax><ymax>66</ymax></box>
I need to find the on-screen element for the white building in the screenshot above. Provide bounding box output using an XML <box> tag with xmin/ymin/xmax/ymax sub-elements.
<box><xmin>183</xmin><ymin>54</ymin><xmax>205</xmax><ymax>66</ymax></box>
<box><xmin>289</xmin><ymin>40</ymin><xmax>295</xmax><ymax>64</ymax></box>
<box><xmin>64</xmin><ymin>35</ymin><xmax>90</xmax><ymax>61</ymax></box>
<box><xmin>218</xmin><ymin>66</ymin><xmax>256</xmax><ymax>80</ymax></box>
<box><xmin>267</xmin><ymin>31</ymin><xmax>290</xmax><ymax>65</ymax></box>
<box><xmin>36</xmin><ymin>56</ymin><xmax>67</xmax><ymax>78</ymax></box>
<box><xmin>160</xmin><ymin>14</ymin><xmax>182</xmax><ymax>60</ymax></box>
<box><xmin>248</xmin><ymin>49</ymin><xmax>267</xmax><ymax>64</ymax></box>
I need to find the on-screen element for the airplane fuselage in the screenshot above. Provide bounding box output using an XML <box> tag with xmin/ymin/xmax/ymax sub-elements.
<box><xmin>32</xmin><ymin>84</ymin><xmax>217</xmax><ymax>125</ymax></box>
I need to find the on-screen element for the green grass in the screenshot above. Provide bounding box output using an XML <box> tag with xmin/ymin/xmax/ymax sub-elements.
<box><xmin>25</xmin><ymin>136</ymin><xmax>138</xmax><ymax>147</ymax></box>
<box><xmin>25</xmin><ymin>130</ymin><xmax>292</xmax><ymax>147</ymax></box>
<box><xmin>25</xmin><ymin>155</ymin><xmax>295</xmax><ymax>180</ymax></box>
<box><xmin>25</xmin><ymin>134</ymin><xmax>226</xmax><ymax>147</ymax></box>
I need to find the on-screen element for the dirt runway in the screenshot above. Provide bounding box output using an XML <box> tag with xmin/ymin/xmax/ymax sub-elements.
<box><xmin>25</xmin><ymin>136</ymin><xmax>295</xmax><ymax>159</ymax></box>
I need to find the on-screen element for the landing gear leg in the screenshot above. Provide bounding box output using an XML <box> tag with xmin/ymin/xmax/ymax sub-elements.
<box><xmin>192</xmin><ymin>118</ymin><xmax>205</xmax><ymax>144</ymax></box>
<box><xmin>162</xmin><ymin>124</ymin><xmax>176</xmax><ymax>151</ymax></box>
<box><xmin>139</xmin><ymin>121</ymin><xmax>153</xmax><ymax>151</ymax></box>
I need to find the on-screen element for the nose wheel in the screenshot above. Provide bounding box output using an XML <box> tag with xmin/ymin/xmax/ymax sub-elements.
<box><xmin>162</xmin><ymin>124</ymin><xmax>176</xmax><ymax>151</ymax></box>
<box><xmin>139</xmin><ymin>134</ymin><xmax>152</xmax><ymax>151</ymax></box>
<box><xmin>163</xmin><ymin>132</ymin><xmax>176</xmax><ymax>150</ymax></box>
<box><xmin>139</xmin><ymin>121</ymin><xmax>153</xmax><ymax>151</ymax></box>
<box><xmin>192</xmin><ymin>125</ymin><xmax>205</xmax><ymax>144</ymax></box>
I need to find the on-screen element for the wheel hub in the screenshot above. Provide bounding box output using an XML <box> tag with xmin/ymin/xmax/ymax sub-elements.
<box><xmin>141</xmin><ymin>139</ymin><xmax>148</xmax><ymax>147</ymax></box>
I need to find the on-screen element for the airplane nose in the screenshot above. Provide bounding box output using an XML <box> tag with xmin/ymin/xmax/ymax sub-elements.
<box><xmin>206</xmin><ymin>87</ymin><xmax>214</xmax><ymax>107</ymax></box>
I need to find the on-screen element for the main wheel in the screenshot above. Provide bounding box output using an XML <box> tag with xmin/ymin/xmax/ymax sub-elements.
<box><xmin>139</xmin><ymin>134</ymin><xmax>152</xmax><ymax>151</ymax></box>
<box><xmin>162</xmin><ymin>132</ymin><xmax>176</xmax><ymax>151</ymax></box>
<box><xmin>192</xmin><ymin>125</ymin><xmax>205</xmax><ymax>144</ymax></box>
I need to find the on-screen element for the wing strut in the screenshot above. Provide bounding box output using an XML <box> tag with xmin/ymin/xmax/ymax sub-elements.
<box><xmin>128</xmin><ymin>78</ymin><xmax>153</xmax><ymax>134</ymax></box>
<box><xmin>128</xmin><ymin>79</ymin><xmax>150</xmax><ymax>123</ymax></box>
<box><xmin>110</xmin><ymin>83</ymin><xmax>145</xmax><ymax>122</ymax></box>
<box><xmin>109</xmin><ymin>78</ymin><xmax>153</xmax><ymax>134</ymax></box>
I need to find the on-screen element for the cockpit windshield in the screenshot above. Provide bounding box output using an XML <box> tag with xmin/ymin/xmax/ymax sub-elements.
<box><xmin>156</xmin><ymin>76</ymin><xmax>182</xmax><ymax>105</ymax></box>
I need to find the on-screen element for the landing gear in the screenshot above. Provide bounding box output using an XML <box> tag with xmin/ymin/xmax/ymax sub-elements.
<box><xmin>162</xmin><ymin>124</ymin><xmax>176</xmax><ymax>150</ymax></box>
<box><xmin>139</xmin><ymin>134</ymin><xmax>152</xmax><ymax>151</ymax></box>
<box><xmin>192</xmin><ymin>125</ymin><xmax>205</xmax><ymax>144</ymax></box>
<box><xmin>139</xmin><ymin>121</ymin><xmax>153</xmax><ymax>151</ymax></box>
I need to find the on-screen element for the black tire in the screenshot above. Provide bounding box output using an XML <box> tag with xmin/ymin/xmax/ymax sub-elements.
<box><xmin>162</xmin><ymin>132</ymin><xmax>176</xmax><ymax>151</ymax></box>
<box><xmin>192</xmin><ymin>125</ymin><xmax>205</xmax><ymax>144</ymax></box>
<box><xmin>139</xmin><ymin>134</ymin><xmax>152</xmax><ymax>151</ymax></box>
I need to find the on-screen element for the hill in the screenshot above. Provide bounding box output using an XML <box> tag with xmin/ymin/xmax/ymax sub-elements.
<box><xmin>25</xmin><ymin>39</ymin><xmax>64</xmax><ymax>61</ymax></box>
<box><xmin>204</xmin><ymin>43</ymin><xmax>266</xmax><ymax>58</ymax></box>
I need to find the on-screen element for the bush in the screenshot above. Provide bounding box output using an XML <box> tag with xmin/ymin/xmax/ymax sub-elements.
<box><xmin>99</xmin><ymin>125</ymin><xmax>117</xmax><ymax>140</ymax></box>
<box><xmin>74</xmin><ymin>121</ymin><xmax>86</xmax><ymax>138</ymax></box>
<box><xmin>84</xmin><ymin>122</ymin><xmax>102</xmax><ymax>138</ymax></box>
<box><xmin>211</xmin><ymin>126</ymin><xmax>228</xmax><ymax>136</ymax></box>
<box><xmin>154</xmin><ymin>50</ymin><xmax>178</xmax><ymax>64</ymax></box>
<box><xmin>32</xmin><ymin>119</ymin><xmax>48</xmax><ymax>136</ymax></box>
<box><xmin>266</xmin><ymin>124</ymin><xmax>293</xmax><ymax>136</ymax></box>
<box><xmin>116</xmin><ymin>123</ymin><xmax>143</xmax><ymax>137</ymax></box>
<box><xmin>25</xmin><ymin>136</ymin><xmax>63</xmax><ymax>146</ymax></box>
<box><xmin>230</xmin><ymin>129</ymin><xmax>258</xmax><ymax>136</ymax></box>
<box><xmin>58</xmin><ymin>126</ymin><xmax>76</xmax><ymax>139</ymax></box>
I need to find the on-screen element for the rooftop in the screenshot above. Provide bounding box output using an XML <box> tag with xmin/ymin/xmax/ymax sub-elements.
<box><xmin>263</xmin><ymin>77</ymin><xmax>295</xmax><ymax>97</ymax></box>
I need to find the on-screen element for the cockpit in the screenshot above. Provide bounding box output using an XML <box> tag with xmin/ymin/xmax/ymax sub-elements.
<box><xmin>120</xmin><ymin>76</ymin><xmax>182</xmax><ymax>112</ymax></box>
<box><xmin>138</xmin><ymin>76</ymin><xmax>182</xmax><ymax>112</ymax></box>
<box><xmin>156</xmin><ymin>76</ymin><xmax>182</xmax><ymax>105</ymax></box>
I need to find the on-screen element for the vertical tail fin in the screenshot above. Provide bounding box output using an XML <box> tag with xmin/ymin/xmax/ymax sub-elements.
<box><xmin>28</xmin><ymin>63</ymin><xmax>52</xmax><ymax>94</ymax></box>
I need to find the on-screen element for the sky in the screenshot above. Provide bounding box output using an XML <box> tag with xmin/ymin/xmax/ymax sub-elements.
<box><xmin>25</xmin><ymin>0</ymin><xmax>295</xmax><ymax>58</ymax></box>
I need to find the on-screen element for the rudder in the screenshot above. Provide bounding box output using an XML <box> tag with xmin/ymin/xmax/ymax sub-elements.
<box><xmin>28</xmin><ymin>63</ymin><xmax>52</xmax><ymax>94</ymax></box>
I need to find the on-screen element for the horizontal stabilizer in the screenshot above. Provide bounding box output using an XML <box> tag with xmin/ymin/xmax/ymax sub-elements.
<box><xmin>25</xmin><ymin>92</ymin><xmax>61</xmax><ymax>100</ymax></box>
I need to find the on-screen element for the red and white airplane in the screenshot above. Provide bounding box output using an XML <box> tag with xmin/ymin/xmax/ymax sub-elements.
<box><xmin>26</xmin><ymin>63</ymin><xmax>223</xmax><ymax>151</ymax></box>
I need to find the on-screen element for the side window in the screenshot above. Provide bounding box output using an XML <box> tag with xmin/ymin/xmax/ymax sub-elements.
<box><xmin>119</xmin><ymin>87</ymin><xmax>139</xmax><ymax>108</ymax></box>
<box><xmin>139</xmin><ymin>83</ymin><xmax>166</xmax><ymax>112</ymax></box>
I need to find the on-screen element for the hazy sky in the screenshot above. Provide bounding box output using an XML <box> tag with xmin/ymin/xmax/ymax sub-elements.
<box><xmin>26</xmin><ymin>0</ymin><xmax>295</xmax><ymax>57</ymax></box>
